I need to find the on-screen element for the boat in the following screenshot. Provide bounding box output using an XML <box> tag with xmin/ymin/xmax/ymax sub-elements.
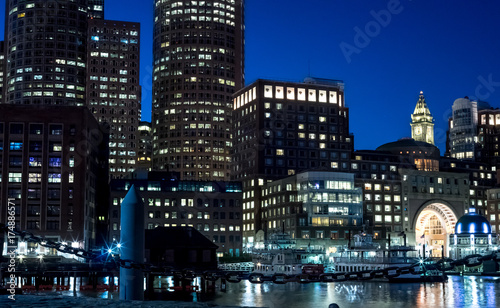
<box><xmin>252</xmin><ymin>232</ymin><xmax>325</xmax><ymax>276</ymax></box>
<box><xmin>333</xmin><ymin>233</ymin><xmax>447</xmax><ymax>282</ymax></box>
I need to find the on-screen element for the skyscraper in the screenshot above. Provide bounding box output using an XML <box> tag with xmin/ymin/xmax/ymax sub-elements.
<box><xmin>152</xmin><ymin>0</ymin><xmax>245</xmax><ymax>181</ymax></box>
<box><xmin>3</xmin><ymin>0</ymin><xmax>89</xmax><ymax>106</ymax></box>
<box><xmin>232</xmin><ymin>78</ymin><xmax>353</xmax><ymax>248</ymax></box>
<box><xmin>86</xmin><ymin>19</ymin><xmax>141</xmax><ymax>178</ymax></box>
<box><xmin>448</xmin><ymin>97</ymin><xmax>478</xmax><ymax>160</ymax></box>
<box><xmin>410</xmin><ymin>91</ymin><xmax>434</xmax><ymax>145</ymax></box>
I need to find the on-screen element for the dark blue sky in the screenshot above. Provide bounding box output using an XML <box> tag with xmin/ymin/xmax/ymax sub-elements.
<box><xmin>2</xmin><ymin>0</ymin><xmax>500</xmax><ymax>153</ymax></box>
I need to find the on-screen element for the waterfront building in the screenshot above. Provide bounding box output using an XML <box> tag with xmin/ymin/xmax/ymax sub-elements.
<box><xmin>86</xmin><ymin>19</ymin><xmax>141</xmax><ymax>178</ymax></box>
<box><xmin>259</xmin><ymin>171</ymin><xmax>362</xmax><ymax>251</ymax></box>
<box><xmin>0</xmin><ymin>104</ymin><xmax>109</xmax><ymax>255</ymax></box>
<box><xmin>354</xmin><ymin>138</ymin><xmax>495</xmax><ymax>255</ymax></box>
<box><xmin>152</xmin><ymin>0</ymin><xmax>245</xmax><ymax>181</ymax></box>
<box><xmin>449</xmin><ymin>208</ymin><xmax>498</xmax><ymax>262</ymax></box>
<box><xmin>3</xmin><ymin>0</ymin><xmax>89</xmax><ymax>106</ymax></box>
<box><xmin>232</xmin><ymin>78</ymin><xmax>353</xmax><ymax>249</ymax></box>
<box><xmin>410</xmin><ymin>91</ymin><xmax>434</xmax><ymax>145</ymax></box>
<box><xmin>138</xmin><ymin>121</ymin><xmax>153</xmax><ymax>171</ymax></box>
<box><xmin>109</xmin><ymin>172</ymin><xmax>243</xmax><ymax>256</ymax></box>
<box><xmin>350</xmin><ymin>150</ymin><xmax>409</xmax><ymax>242</ymax></box>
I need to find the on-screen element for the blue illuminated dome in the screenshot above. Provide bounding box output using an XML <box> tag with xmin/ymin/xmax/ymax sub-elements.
<box><xmin>454</xmin><ymin>208</ymin><xmax>492</xmax><ymax>234</ymax></box>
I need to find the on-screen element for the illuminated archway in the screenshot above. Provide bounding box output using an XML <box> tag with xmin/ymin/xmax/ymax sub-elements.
<box><xmin>414</xmin><ymin>202</ymin><xmax>459</xmax><ymax>258</ymax></box>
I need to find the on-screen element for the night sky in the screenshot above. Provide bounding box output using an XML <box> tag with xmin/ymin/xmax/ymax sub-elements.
<box><xmin>1</xmin><ymin>0</ymin><xmax>500</xmax><ymax>154</ymax></box>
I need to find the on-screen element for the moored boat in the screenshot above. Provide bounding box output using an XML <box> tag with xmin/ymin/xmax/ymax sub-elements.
<box><xmin>252</xmin><ymin>233</ymin><xmax>325</xmax><ymax>276</ymax></box>
<box><xmin>333</xmin><ymin>233</ymin><xmax>447</xmax><ymax>282</ymax></box>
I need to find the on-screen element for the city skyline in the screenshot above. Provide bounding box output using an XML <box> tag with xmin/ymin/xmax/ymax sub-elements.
<box><xmin>1</xmin><ymin>0</ymin><xmax>500</xmax><ymax>154</ymax></box>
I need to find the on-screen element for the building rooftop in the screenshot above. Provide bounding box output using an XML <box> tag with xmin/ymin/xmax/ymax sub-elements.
<box><xmin>376</xmin><ymin>138</ymin><xmax>440</xmax><ymax>157</ymax></box>
<box><xmin>455</xmin><ymin>208</ymin><xmax>492</xmax><ymax>235</ymax></box>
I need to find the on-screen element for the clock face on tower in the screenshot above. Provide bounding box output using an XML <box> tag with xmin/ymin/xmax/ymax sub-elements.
<box><xmin>415</xmin><ymin>126</ymin><xmax>422</xmax><ymax>135</ymax></box>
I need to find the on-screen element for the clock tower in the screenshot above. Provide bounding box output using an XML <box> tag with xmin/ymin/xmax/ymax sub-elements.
<box><xmin>411</xmin><ymin>91</ymin><xmax>434</xmax><ymax>145</ymax></box>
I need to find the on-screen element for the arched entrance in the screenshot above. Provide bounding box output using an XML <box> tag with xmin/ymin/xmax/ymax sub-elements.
<box><xmin>414</xmin><ymin>202</ymin><xmax>459</xmax><ymax>258</ymax></box>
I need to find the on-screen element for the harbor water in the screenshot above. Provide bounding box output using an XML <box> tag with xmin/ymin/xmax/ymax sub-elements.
<box><xmin>209</xmin><ymin>275</ymin><xmax>500</xmax><ymax>308</ymax></box>
<box><xmin>2</xmin><ymin>275</ymin><xmax>500</xmax><ymax>308</ymax></box>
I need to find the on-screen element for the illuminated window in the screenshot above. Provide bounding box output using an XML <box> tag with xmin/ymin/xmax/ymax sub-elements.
<box><xmin>264</xmin><ymin>85</ymin><xmax>273</xmax><ymax>98</ymax></box>
<box><xmin>28</xmin><ymin>173</ymin><xmax>42</xmax><ymax>183</ymax></box>
<box><xmin>48</xmin><ymin>173</ymin><xmax>61</xmax><ymax>183</ymax></box>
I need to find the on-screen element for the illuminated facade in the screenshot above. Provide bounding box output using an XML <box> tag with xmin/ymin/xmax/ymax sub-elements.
<box><xmin>86</xmin><ymin>19</ymin><xmax>141</xmax><ymax>178</ymax></box>
<box><xmin>449</xmin><ymin>97</ymin><xmax>478</xmax><ymax>160</ymax></box>
<box><xmin>232</xmin><ymin>78</ymin><xmax>353</xmax><ymax>247</ymax></box>
<box><xmin>410</xmin><ymin>91</ymin><xmax>434</xmax><ymax>145</ymax></box>
<box><xmin>152</xmin><ymin>0</ymin><xmax>245</xmax><ymax>181</ymax></box>
<box><xmin>476</xmin><ymin>108</ymin><xmax>500</xmax><ymax>168</ymax></box>
<box><xmin>3</xmin><ymin>0</ymin><xmax>89</xmax><ymax>106</ymax></box>
<box><xmin>486</xmin><ymin>188</ymin><xmax>500</xmax><ymax>233</ymax></box>
<box><xmin>109</xmin><ymin>174</ymin><xmax>243</xmax><ymax>256</ymax></box>
<box><xmin>0</xmin><ymin>105</ymin><xmax>109</xmax><ymax>254</ymax></box>
<box><xmin>261</xmin><ymin>171</ymin><xmax>362</xmax><ymax>243</ymax></box>
<box><xmin>138</xmin><ymin>121</ymin><xmax>153</xmax><ymax>170</ymax></box>
<box><xmin>449</xmin><ymin>208</ymin><xmax>498</xmax><ymax>261</ymax></box>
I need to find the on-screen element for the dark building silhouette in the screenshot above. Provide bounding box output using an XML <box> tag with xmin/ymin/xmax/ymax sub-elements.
<box><xmin>0</xmin><ymin>41</ymin><xmax>4</xmax><ymax>102</ymax></box>
<box><xmin>145</xmin><ymin>226</ymin><xmax>218</xmax><ymax>270</ymax></box>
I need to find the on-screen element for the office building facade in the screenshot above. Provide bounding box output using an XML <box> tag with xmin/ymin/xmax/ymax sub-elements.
<box><xmin>3</xmin><ymin>0</ymin><xmax>89</xmax><ymax>106</ymax></box>
<box><xmin>232</xmin><ymin>78</ymin><xmax>353</xmax><ymax>248</ymax></box>
<box><xmin>152</xmin><ymin>0</ymin><xmax>245</xmax><ymax>181</ymax></box>
<box><xmin>0</xmin><ymin>104</ymin><xmax>109</xmax><ymax>254</ymax></box>
<box><xmin>448</xmin><ymin>97</ymin><xmax>478</xmax><ymax>160</ymax></box>
<box><xmin>86</xmin><ymin>19</ymin><xmax>141</xmax><ymax>178</ymax></box>
<box><xmin>260</xmin><ymin>171</ymin><xmax>362</xmax><ymax>244</ymax></box>
<box><xmin>109</xmin><ymin>174</ymin><xmax>243</xmax><ymax>256</ymax></box>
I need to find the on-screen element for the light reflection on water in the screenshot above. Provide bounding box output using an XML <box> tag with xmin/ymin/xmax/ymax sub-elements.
<box><xmin>208</xmin><ymin>276</ymin><xmax>500</xmax><ymax>308</ymax></box>
<box><xmin>37</xmin><ymin>275</ymin><xmax>500</xmax><ymax>307</ymax></box>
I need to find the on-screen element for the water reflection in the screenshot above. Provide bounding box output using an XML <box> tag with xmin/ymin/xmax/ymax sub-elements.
<box><xmin>209</xmin><ymin>276</ymin><xmax>500</xmax><ymax>308</ymax></box>
<box><xmin>334</xmin><ymin>284</ymin><xmax>363</xmax><ymax>303</ymax></box>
